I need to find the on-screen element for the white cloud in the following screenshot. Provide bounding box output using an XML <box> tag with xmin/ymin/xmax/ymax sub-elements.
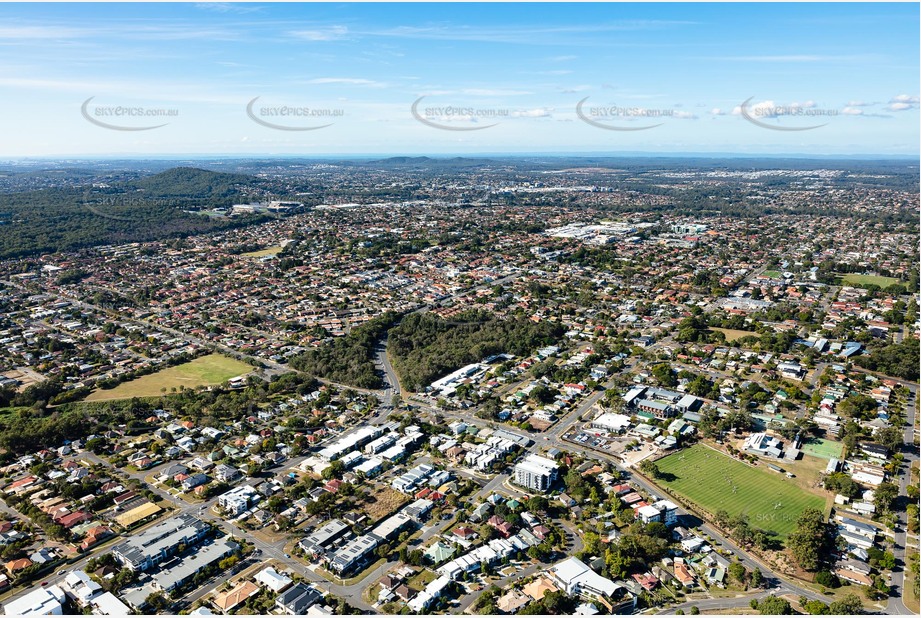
<box><xmin>195</xmin><ymin>3</ymin><xmax>263</xmax><ymax>14</ymax></box>
<box><xmin>304</xmin><ymin>77</ymin><xmax>385</xmax><ymax>87</ymax></box>
<box><xmin>511</xmin><ymin>108</ymin><xmax>552</xmax><ymax>118</ymax></box>
<box><xmin>841</xmin><ymin>107</ymin><xmax>864</xmax><ymax>116</ymax></box>
<box><xmin>560</xmin><ymin>85</ymin><xmax>592</xmax><ymax>94</ymax></box>
<box><xmin>673</xmin><ymin>110</ymin><xmax>698</xmax><ymax>120</ymax></box>
<box><xmin>733</xmin><ymin>100</ymin><xmax>777</xmax><ymax>117</ymax></box>
<box><xmin>460</xmin><ymin>88</ymin><xmax>532</xmax><ymax>96</ymax></box>
<box><xmin>0</xmin><ymin>75</ymin><xmax>242</xmax><ymax>104</ymax></box>
<box><xmin>0</xmin><ymin>25</ymin><xmax>88</xmax><ymax>39</ymax></box>
<box><xmin>361</xmin><ymin>21</ymin><xmax>696</xmax><ymax>45</ymax></box>
<box><xmin>887</xmin><ymin>94</ymin><xmax>919</xmax><ymax>111</ymax></box>
<box><xmin>289</xmin><ymin>26</ymin><xmax>348</xmax><ymax>41</ymax></box>
<box><xmin>710</xmin><ymin>108</ymin><xmax>725</xmax><ymax>116</ymax></box>
<box><xmin>0</xmin><ymin>23</ymin><xmax>242</xmax><ymax>42</ymax></box>
<box><xmin>715</xmin><ymin>54</ymin><xmax>877</xmax><ymax>63</ymax></box>
<box><xmin>418</xmin><ymin>90</ymin><xmax>454</xmax><ymax>96</ymax></box>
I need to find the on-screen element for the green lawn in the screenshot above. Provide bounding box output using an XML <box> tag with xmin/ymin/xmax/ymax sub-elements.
<box><xmin>840</xmin><ymin>273</ymin><xmax>902</xmax><ymax>289</ymax></box>
<box><xmin>85</xmin><ymin>353</ymin><xmax>252</xmax><ymax>401</ymax></box>
<box><xmin>653</xmin><ymin>444</ymin><xmax>826</xmax><ymax>539</ymax></box>
<box><xmin>762</xmin><ymin>270</ymin><xmax>783</xmax><ymax>279</ymax></box>
<box><xmin>407</xmin><ymin>569</ymin><xmax>437</xmax><ymax>590</ymax></box>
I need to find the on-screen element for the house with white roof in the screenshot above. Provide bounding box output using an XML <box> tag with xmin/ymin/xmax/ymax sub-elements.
<box><xmin>547</xmin><ymin>556</ymin><xmax>621</xmax><ymax>600</ymax></box>
<box><xmin>255</xmin><ymin>566</ymin><xmax>293</xmax><ymax>593</ymax></box>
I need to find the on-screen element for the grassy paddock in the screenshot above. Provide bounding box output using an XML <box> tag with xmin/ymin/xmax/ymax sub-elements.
<box><xmin>241</xmin><ymin>246</ymin><xmax>282</xmax><ymax>258</ymax></box>
<box><xmin>653</xmin><ymin>444</ymin><xmax>826</xmax><ymax>539</ymax></box>
<box><xmin>85</xmin><ymin>353</ymin><xmax>252</xmax><ymax>401</ymax></box>
<box><xmin>710</xmin><ymin>327</ymin><xmax>758</xmax><ymax>342</ymax></box>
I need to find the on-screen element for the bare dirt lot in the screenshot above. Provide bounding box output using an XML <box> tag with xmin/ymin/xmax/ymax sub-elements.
<box><xmin>2</xmin><ymin>367</ymin><xmax>45</xmax><ymax>391</ymax></box>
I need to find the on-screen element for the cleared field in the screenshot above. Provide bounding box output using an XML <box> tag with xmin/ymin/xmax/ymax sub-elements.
<box><xmin>841</xmin><ymin>273</ymin><xmax>902</xmax><ymax>288</ymax></box>
<box><xmin>1</xmin><ymin>367</ymin><xmax>45</xmax><ymax>391</ymax></box>
<box><xmin>653</xmin><ymin>444</ymin><xmax>826</xmax><ymax>539</ymax></box>
<box><xmin>710</xmin><ymin>327</ymin><xmax>758</xmax><ymax>342</ymax></box>
<box><xmin>363</xmin><ymin>486</ymin><xmax>409</xmax><ymax>521</ymax></box>
<box><xmin>85</xmin><ymin>354</ymin><xmax>251</xmax><ymax>401</ymax></box>
<box><xmin>762</xmin><ymin>270</ymin><xmax>783</xmax><ymax>279</ymax></box>
<box><xmin>241</xmin><ymin>245</ymin><xmax>282</xmax><ymax>258</ymax></box>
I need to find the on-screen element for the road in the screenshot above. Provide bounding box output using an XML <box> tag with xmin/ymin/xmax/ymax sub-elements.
<box><xmin>412</xmin><ymin>372</ymin><xmax>839</xmax><ymax>611</ymax></box>
<box><xmin>4</xmin><ymin>271</ymin><xmax>916</xmax><ymax>614</ymax></box>
<box><xmin>355</xmin><ymin>341</ymin><xmax>917</xmax><ymax>614</ymax></box>
<box><xmin>656</xmin><ymin>589</ymin><xmax>779</xmax><ymax>614</ymax></box>
<box><xmin>368</xmin><ymin>337</ymin><xmax>401</xmax><ymax>422</ymax></box>
<box><xmin>878</xmin><ymin>376</ymin><xmax>918</xmax><ymax>616</ymax></box>
<box><xmin>423</xmin><ymin>396</ymin><xmax>831</xmax><ymax>609</ymax></box>
<box><xmin>0</xmin><ymin>450</ymin><xmax>383</xmax><ymax>612</ymax></box>
<box><xmin>557</xmin><ymin>437</ymin><xmax>831</xmax><ymax>604</ymax></box>
<box><xmin>452</xmin><ymin>518</ymin><xmax>584</xmax><ymax>614</ymax></box>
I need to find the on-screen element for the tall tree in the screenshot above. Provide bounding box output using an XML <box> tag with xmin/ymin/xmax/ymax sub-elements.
<box><xmin>787</xmin><ymin>508</ymin><xmax>829</xmax><ymax>571</ymax></box>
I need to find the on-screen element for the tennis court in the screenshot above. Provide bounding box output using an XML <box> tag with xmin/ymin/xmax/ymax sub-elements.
<box><xmin>800</xmin><ymin>438</ymin><xmax>844</xmax><ymax>460</ymax></box>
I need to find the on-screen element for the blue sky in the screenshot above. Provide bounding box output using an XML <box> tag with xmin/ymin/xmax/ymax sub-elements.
<box><xmin>0</xmin><ymin>2</ymin><xmax>918</xmax><ymax>157</ymax></box>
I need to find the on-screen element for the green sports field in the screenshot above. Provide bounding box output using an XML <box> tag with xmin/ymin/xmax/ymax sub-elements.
<box><xmin>85</xmin><ymin>353</ymin><xmax>252</xmax><ymax>401</ymax></box>
<box><xmin>840</xmin><ymin>274</ymin><xmax>902</xmax><ymax>288</ymax></box>
<box><xmin>241</xmin><ymin>245</ymin><xmax>282</xmax><ymax>258</ymax></box>
<box><xmin>800</xmin><ymin>438</ymin><xmax>844</xmax><ymax>460</ymax></box>
<box><xmin>652</xmin><ymin>444</ymin><xmax>826</xmax><ymax>539</ymax></box>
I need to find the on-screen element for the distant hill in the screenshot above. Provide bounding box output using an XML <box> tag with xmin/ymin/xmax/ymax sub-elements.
<box><xmin>0</xmin><ymin>167</ymin><xmax>269</xmax><ymax>259</ymax></box>
<box><xmin>363</xmin><ymin>156</ymin><xmax>497</xmax><ymax>168</ymax></box>
<box><xmin>367</xmin><ymin>156</ymin><xmax>433</xmax><ymax>165</ymax></box>
<box><xmin>128</xmin><ymin>167</ymin><xmax>253</xmax><ymax>199</ymax></box>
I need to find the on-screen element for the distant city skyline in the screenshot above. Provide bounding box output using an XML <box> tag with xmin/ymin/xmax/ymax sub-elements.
<box><xmin>0</xmin><ymin>2</ymin><xmax>918</xmax><ymax>156</ymax></box>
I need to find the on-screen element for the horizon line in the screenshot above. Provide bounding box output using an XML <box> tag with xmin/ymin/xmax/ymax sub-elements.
<box><xmin>4</xmin><ymin>152</ymin><xmax>919</xmax><ymax>162</ymax></box>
